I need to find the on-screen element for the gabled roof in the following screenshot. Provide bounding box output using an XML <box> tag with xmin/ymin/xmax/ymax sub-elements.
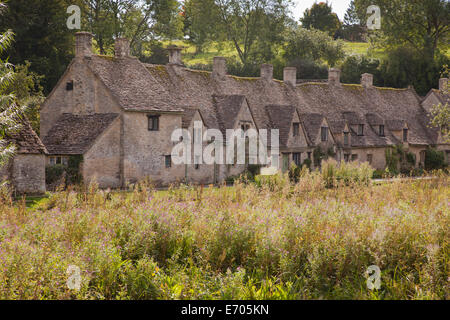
<box><xmin>5</xmin><ymin>116</ymin><xmax>47</xmax><ymax>154</ymax></box>
<box><xmin>298</xmin><ymin>113</ymin><xmax>325</xmax><ymax>144</ymax></box>
<box><xmin>61</xmin><ymin>55</ymin><xmax>441</xmax><ymax>147</ymax></box>
<box><xmin>42</xmin><ymin>113</ymin><xmax>119</xmax><ymax>154</ymax></box>
<box><xmin>85</xmin><ymin>56</ymin><xmax>182</xmax><ymax>112</ymax></box>
<box><xmin>328</xmin><ymin>120</ymin><xmax>348</xmax><ymax>135</ymax></box>
<box><xmin>265</xmin><ymin>105</ymin><xmax>297</xmax><ymax>147</ymax></box>
<box><xmin>182</xmin><ymin>107</ymin><xmax>202</xmax><ymax>128</ymax></box>
<box><xmin>212</xmin><ymin>95</ymin><xmax>246</xmax><ymax>135</ymax></box>
<box><xmin>426</xmin><ymin>89</ymin><xmax>450</xmax><ymax>106</ymax></box>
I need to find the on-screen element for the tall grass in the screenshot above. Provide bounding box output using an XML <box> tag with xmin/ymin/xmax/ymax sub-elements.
<box><xmin>0</xmin><ymin>170</ymin><xmax>448</xmax><ymax>300</ymax></box>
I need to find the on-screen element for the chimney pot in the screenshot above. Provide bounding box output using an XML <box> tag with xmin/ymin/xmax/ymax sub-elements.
<box><xmin>361</xmin><ymin>73</ymin><xmax>373</xmax><ymax>88</ymax></box>
<box><xmin>213</xmin><ymin>57</ymin><xmax>227</xmax><ymax>80</ymax></box>
<box><xmin>283</xmin><ymin>67</ymin><xmax>297</xmax><ymax>86</ymax></box>
<box><xmin>75</xmin><ymin>32</ymin><xmax>93</xmax><ymax>57</ymax></box>
<box><xmin>439</xmin><ymin>78</ymin><xmax>449</xmax><ymax>92</ymax></box>
<box><xmin>115</xmin><ymin>38</ymin><xmax>130</xmax><ymax>58</ymax></box>
<box><xmin>328</xmin><ymin>68</ymin><xmax>341</xmax><ymax>85</ymax></box>
<box><xmin>261</xmin><ymin>64</ymin><xmax>273</xmax><ymax>81</ymax></box>
<box><xmin>167</xmin><ymin>45</ymin><xmax>183</xmax><ymax>66</ymax></box>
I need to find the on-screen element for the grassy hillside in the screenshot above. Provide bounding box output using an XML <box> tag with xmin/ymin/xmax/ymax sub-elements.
<box><xmin>162</xmin><ymin>41</ymin><xmax>384</xmax><ymax>67</ymax></box>
<box><xmin>162</xmin><ymin>40</ymin><xmax>449</xmax><ymax>68</ymax></box>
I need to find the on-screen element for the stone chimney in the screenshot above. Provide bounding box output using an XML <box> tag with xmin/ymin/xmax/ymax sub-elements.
<box><xmin>115</xmin><ymin>38</ymin><xmax>130</xmax><ymax>58</ymax></box>
<box><xmin>328</xmin><ymin>68</ymin><xmax>341</xmax><ymax>85</ymax></box>
<box><xmin>213</xmin><ymin>57</ymin><xmax>227</xmax><ymax>80</ymax></box>
<box><xmin>283</xmin><ymin>67</ymin><xmax>297</xmax><ymax>86</ymax></box>
<box><xmin>261</xmin><ymin>64</ymin><xmax>273</xmax><ymax>81</ymax></box>
<box><xmin>75</xmin><ymin>32</ymin><xmax>93</xmax><ymax>58</ymax></box>
<box><xmin>361</xmin><ymin>73</ymin><xmax>373</xmax><ymax>88</ymax></box>
<box><xmin>439</xmin><ymin>78</ymin><xmax>448</xmax><ymax>92</ymax></box>
<box><xmin>167</xmin><ymin>45</ymin><xmax>183</xmax><ymax>65</ymax></box>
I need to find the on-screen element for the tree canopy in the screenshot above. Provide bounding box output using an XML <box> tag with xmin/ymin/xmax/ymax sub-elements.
<box><xmin>300</xmin><ymin>1</ymin><xmax>341</xmax><ymax>37</ymax></box>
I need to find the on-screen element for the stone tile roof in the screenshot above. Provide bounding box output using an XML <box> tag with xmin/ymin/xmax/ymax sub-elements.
<box><xmin>265</xmin><ymin>105</ymin><xmax>296</xmax><ymax>147</ymax></box>
<box><xmin>86</xmin><ymin>56</ymin><xmax>182</xmax><ymax>112</ymax></box>
<box><xmin>80</xmin><ymin>56</ymin><xmax>440</xmax><ymax>148</ymax></box>
<box><xmin>5</xmin><ymin>116</ymin><xmax>47</xmax><ymax>154</ymax></box>
<box><xmin>298</xmin><ymin>113</ymin><xmax>325</xmax><ymax>144</ymax></box>
<box><xmin>181</xmin><ymin>107</ymin><xmax>199</xmax><ymax>128</ymax></box>
<box><xmin>42</xmin><ymin>113</ymin><xmax>119</xmax><ymax>154</ymax></box>
<box><xmin>212</xmin><ymin>95</ymin><xmax>245</xmax><ymax>135</ymax></box>
<box><xmin>328</xmin><ymin>120</ymin><xmax>347</xmax><ymax>135</ymax></box>
<box><xmin>365</xmin><ymin>113</ymin><xmax>384</xmax><ymax>126</ymax></box>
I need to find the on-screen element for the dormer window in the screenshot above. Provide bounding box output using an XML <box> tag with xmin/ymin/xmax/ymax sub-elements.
<box><xmin>66</xmin><ymin>81</ymin><xmax>74</xmax><ymax>91</ymax></box>
<box><xmin>358</xmin><ymin>124</ymin><xmax>364</xmax><ymax>136</ymax></box>
<box><xmin>403</xmin><ymin>128</ymin><xmax>408</xmax><ymax>142</ymax></box>
<box><xmin>293</xmin><ymin>123</ymin><xmax>300</xmax><ymax>136</ymax></box>
<box><xmin>240</xmin><ymin>123</ymin><xmax>250</xmax><ymax>138</ymax></box>
<box><xmin>321</xmin><ymin>127</ymin><xmax>328</xmax><ymax>142</ymax></box>
<box><xmin>379</xmin><ymin>125</ymin><xmax>385</xmax><ymax>136</ymax></box>
<box><xmin>344</xmin><ymin>132</ymin><xmax>349</xmax><ymax>146</ymax></box>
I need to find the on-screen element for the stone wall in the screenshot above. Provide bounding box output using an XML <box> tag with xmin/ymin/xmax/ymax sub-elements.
<box><xmin>40</xmin><ymin>60</ymin><xmax>121</xmax><ymax>137</ymax></box>
<box><xmin>11</xmin><ymin>154</ymin><xmax>46</xmax><ymax>194</ymax></box>
<box><xmin>83</xmin><ymin>117</ymin><xmax>121</xmax><ymax>188</ymax></box>
<box><xmin>122</xmin><ymin>112</ymin><xmax>185</xmax><ymax>186</ymax></box>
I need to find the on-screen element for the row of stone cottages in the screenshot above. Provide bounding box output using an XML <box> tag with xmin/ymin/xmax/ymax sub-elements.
<box><xmin>1</xmin><ymin>32</ymin><xmax>449</xmax><ymax>194</ymax></box>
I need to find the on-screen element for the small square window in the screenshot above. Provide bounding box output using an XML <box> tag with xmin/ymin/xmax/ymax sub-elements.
<box><xmin>293</xmin><ymin>123</ymin><xmax>300</xmax><ymax>136</ymax></box>
<box><xmin>344</xmin><ymin>154</ymin><xmax>350</xmax><ymax>162</ymax></box>
<box><xmin>379</xmin><ymin>125</ymin><xmax>385</xmax><ymax>136</ymax></box>
<box><xmin>66</xmin><ymin>81</ymin><xmax>73</xmax><ymax>91</ymax></box>
<box><xmin>351</xmin><ymin>154</ymin><xmax>358</xmax><ymax>161</ymax></box>
<box><xmin>148</xmin><ymin>116</ymin><xmax>160</xmax><ymax>131</ymax></box>
<box><xmin>49</xmin><ymin>157</ymin><xmax>56</xmax><ymax>166</ymax></box>
<box><xmin>367</xmin><ymin>154</ymin><xmax>373</xmax><ymax>164</ymax></box>
<box><xmin>165</xmin><ymin>155</ymin><xmax>171</xmax><ymax>168</ymax></box>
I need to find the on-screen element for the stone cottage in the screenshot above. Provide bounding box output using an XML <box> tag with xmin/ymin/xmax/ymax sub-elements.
<box><xmin>0</xmin><ymin>116</ymin><xmax>47</xmax><ymax>194</ymax></box>
<box><xmin>39</xmin><ymin>32</ymin><xmax>449</xmax><ymax>188</ymax></box>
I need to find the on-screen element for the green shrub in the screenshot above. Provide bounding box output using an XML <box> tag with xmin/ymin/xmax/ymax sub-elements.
<box><xmin>45</xmin><ymin>164</ymin><xmax>65</xmax><ymax>185</ymax></box>
<box><xmin>372</xmin><ymin>169</ymin><xmax>384</xmax><ymax>179</ymax></box>
<box><xmin>425</xmin><ymin>148</ymin><xmax>446</xmax><ymax>170</ymax></box>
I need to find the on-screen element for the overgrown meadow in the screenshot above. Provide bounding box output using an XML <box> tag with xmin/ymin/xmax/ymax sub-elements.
<box><xmin>0</xmin><ymin>163</ymin><xmax>449</xmax><ymax>300</ymax></box>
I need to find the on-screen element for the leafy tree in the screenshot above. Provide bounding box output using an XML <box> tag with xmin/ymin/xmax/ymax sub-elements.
<box><xmin>0</xmin><ymin>2</ymin><xmax>25</xmax><ymax>166</ymax></box>
<box><xmin>341</xmin><ymin>0</ymin><xmax>365</xmax><ymax>41</ymax></box>
<box><xmin>300</xmin><ymin>1</ymin><xmax>341</xmax><ymax>37</ymax></box>
<box><xmin>379</xmin><ymin>46</ymin><xmax>449</xmax><ymax>95</ymax></box>
<box><xmin>283</xmin><ymin>27</ymin><xmax>345</xmax><ymax>67</ymax></box>
<box><xmin>355</xmin><ymin>0</ymin><xmax>449</xmax><ymax>60</ymax></box>
<box><xmin>0</xmin><ymin>0</ymin><xmax>74</xmax><ymax>94</ymax></box>
<box><xmin>183</xmin><ymin>0</ymin><xmax>223</xmax><ymax>53</ymax></box>
<box><xmin>75</xmin><ymin>0</ymin><xmax>183</xmax><ymax>55</ymax></box>
<box><xmin>430</xmin><ymin>67</ymin><xmax>449</xmax><ymax>143</ymax></box>
<box><xmin>340</xmin><ymin>55</ymin><xmax>381</xmax><ymax>84</ymax></box>
<box><xmin>214</xmin><ymin>0</ymin><xmax>292</xmax><ymax>67</ymax></box>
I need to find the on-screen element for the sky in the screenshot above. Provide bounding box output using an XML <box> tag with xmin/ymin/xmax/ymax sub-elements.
<box><xmin>293</xmin><ymin>0</ymin><xmax>352</xmax><ymax>21</ymax></box>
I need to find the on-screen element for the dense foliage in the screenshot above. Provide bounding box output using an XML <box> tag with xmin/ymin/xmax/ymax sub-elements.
<box><xmin>0</xmin><ymin>170</ymin><xmax>448</xmax><ymax>299</ymax></box>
